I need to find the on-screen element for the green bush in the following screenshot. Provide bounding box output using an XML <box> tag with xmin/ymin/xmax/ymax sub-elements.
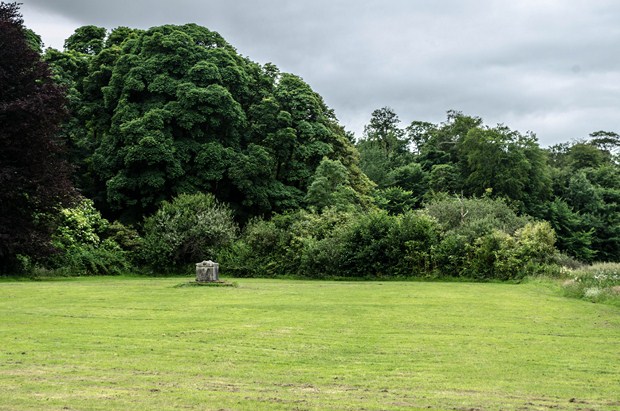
<box><xmin>514</xmin><ymin>221</ymin><xmax>556</xmax><ymax>264</ymax></box>
<box><xmin>106</xmin><ymin>220</ymin><xmax>143</xmax><ymax>264</ymax></box>
<box><xmin>223</xmin><ymin>208</ymin><xmax>358</xmax><ymax>278</ymax></box>
<box><xmin>423</xmin><ymin>196</ymin><xmax>529</xmax><ymax>236</ymax></box>
<box><xmin>388</xmin><ymin>212</ymin><xmax>439</xmax><ymax>277</ymax></box>
<box><xmin>335</xmin><ymin>210</ymin><xmax>396</xmax><ymax>278</ymax></box>
<box><xmin>227</xmin><ymin>216</ymin><xmax>292</xmax><ymax>277</ymax></box>
<box><xmin>47</xmin><ymin>198</ymin><xmax>133</xmax><ymax>276</ymax></box>
<box><xmin>141</xmin><ymin>193</ymin><xmax>238</xmax><ymax>271</ymax></box>
<box><xmin>438</xmin><ymin>221</ymin><xmax>558</xmax><ymax>281</ymax></box>
<box><xmin>52</xmin><ymin>239</ymin><xmax>132</xmax><ymax>276</ymax></box>
<box><xmin>223</xmin><ymin>196</ymin><xmax>560</xmax><ymax>281</ymax></box>
<box><xmin>310</xmin><ymin>210</ymin><xmax>439</xmax><ymax>279</ymax></box>
<box><xmin>431</xmin><ymin>233</ymin><xmax>469</xmax><ymax>278</ymax></box>
<box><xmin>423</xmin><ymin>197</ymin><xmax>559</xmax><ymax>280</ymax></box>
<box><xmin>299</xmin><ymin>232</ymin><xmax>347</xmax><ymax>279</ymax></box>
<box><xmin>216</xmin><ymin>240</ymin><xmax>258</xmax><ymax>278</ymax></box>
<box><xmin>463</xmin><ymin>230</ymin><xmax>520</xmax><ymax>280</ymax></box>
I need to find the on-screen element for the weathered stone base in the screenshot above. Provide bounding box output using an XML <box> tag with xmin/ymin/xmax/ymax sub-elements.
<box><xmin>196</xmin><ymin>260</ymin><xmax>219</xmax><ymax>282</ymax></box>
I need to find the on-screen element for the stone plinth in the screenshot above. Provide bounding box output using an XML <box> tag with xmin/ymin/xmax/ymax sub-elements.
<box><xmin>196</xmin><ymin>260</ymin><xmax>219</xmax><ymax>282</ymax></box>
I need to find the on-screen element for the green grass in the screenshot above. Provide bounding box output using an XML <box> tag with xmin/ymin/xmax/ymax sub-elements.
<box><xmin>0</xmin><ymin>277</ymin><xmax>619</xmax><ymax>410</ymax></box>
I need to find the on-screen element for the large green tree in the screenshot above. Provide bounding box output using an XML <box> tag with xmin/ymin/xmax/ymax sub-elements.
<box><xmin>50</xmin><ymin>24</ymin><xmax>370</xmax><ymax>223</ymax></box>
<box><xmin>548</xmin><ymin>138</ymin><xmax>620</xmax><ymax>261</ymax></box>
<box><xmin>64</xmin><ymin>25</ymin><xmax>106</xmax><ymax>55</ymax></box>
<box><xmin>415</xmin><ymin>110</ymin><xmax>482</xmax><ymax>172</ymax></box>
<box><xmin>458</xmin><ymin>125</ymin><xmax>551</xmax><ymax>215</ymax></box>
<box><xmin>357</xmin><ymin>107</ymin><xmax>412</xmax><ymax>187</ymax></box>
<box><xmin>544</xmin><ymin>136</ymin><xmax>620</xmax><ymax>261</ymax></box>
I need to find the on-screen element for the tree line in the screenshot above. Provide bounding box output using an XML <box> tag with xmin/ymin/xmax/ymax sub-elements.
<box><xmin>1</xmin><ymin>2</ymin><xmax>618</xmax><ymax>278</ymax></box>
<box><xmin>357</xmin><ymin>107</ymin><xmax>619</xmax><ymax>263</ymax></box>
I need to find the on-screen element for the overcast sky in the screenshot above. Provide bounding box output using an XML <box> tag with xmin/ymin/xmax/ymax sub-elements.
<box><xmin>18</xmin><ymin>0</ymin><xmax>620</xmax><ymax>146</ymax></box>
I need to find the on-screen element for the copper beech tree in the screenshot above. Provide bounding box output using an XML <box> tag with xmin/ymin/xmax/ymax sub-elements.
<box><xmin>0</xmin><ymin>2</ymin><xmax>75</xmax><ymax>271</ymax></box>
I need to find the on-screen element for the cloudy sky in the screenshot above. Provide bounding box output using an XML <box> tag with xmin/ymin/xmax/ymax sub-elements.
<box><xmin>18</xmin><ymin>0</ymin><xmax>620</xmax><ymax>146</ymax></box>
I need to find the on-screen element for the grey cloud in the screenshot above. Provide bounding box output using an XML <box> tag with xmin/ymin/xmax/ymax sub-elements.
<box><xmin>20</xmin><ymin>0</ymin><xmax>620</xmax><ymax>145</ymax></box>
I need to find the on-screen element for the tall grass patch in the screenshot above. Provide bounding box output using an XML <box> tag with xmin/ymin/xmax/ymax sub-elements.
<box><xmin>561</xmin><ymin>262</ymin><xmax>620</xmax><ymax>305</ymax></box>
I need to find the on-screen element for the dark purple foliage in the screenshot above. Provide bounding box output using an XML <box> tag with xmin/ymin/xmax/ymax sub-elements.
<box><xmin>0</xmin><ymin>2</ymin><xmax>75</xmax><ymax>271</ymax></box>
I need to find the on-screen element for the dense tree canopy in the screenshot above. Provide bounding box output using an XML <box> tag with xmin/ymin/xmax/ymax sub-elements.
<box><xmin>458</xmin><ymin>126</ymin><xmax>551</xmax><ymax>213</ymax></box>
<box><xmin>357</xmin><ymin>108</ymin><xmax>619</xmax><ymax>263</ymax></box>
<box><xmin>546</xmin><ymin>140</ymin><xmax>620</xmax><ymax>261</ymax></box>
<box><xmin>0</xmin><ymin>2</ymin><xmax>75</xmax><ymax>271</ymax></box>
<box><xmin>47</xmin><ymin>23</ymin><xmax>371</xmax><ymax>223</ymax></box>
<box><xmin>358</xmin><ymin>110</ymin><xmax>551</xmax><ymax>215</ymax></box>
<box><xmin>357</xmin><ymin>107</ymin><xmax>413</xmax><ymax>188</ymax></box>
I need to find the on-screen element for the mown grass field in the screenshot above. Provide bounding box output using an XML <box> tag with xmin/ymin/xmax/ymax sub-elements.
<box><xmin>0</xmin><ymin>277</ymin><xmax>619</xmax><ymax>410</ymax></box>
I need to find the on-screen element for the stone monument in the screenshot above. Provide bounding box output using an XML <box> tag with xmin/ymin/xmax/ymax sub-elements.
<box><xmin>196</xmin><ymin>260</ymin><xmax>219</xmax><ymax>282</ymax></box>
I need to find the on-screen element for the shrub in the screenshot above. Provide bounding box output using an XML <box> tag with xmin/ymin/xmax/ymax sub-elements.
<box><xmin>388</xmin><ymin>212</ymin><xmax>439</xmax><ymax>277</ymax></box>
<box><xmin>552</xmin><ymin>253</ymin><xmax>587</xmax><ymax>271</ymax></box>
<box><xmin>52</xmin><ymin>238</ymin><xmax>132</xmax><ymax>276</ymax></box>
<box><xmin>514</xmin><ymin>221</ymin><xmax>556</xmax><ymax>264</ymax></box>
<box><xmin>224</xmin><ymin>208</ymin><xmax>358</xmax><ymax>278</ymax></box>
<box><xmin>141</xmin><ymin>193</ymin><xmax>238</xmax><ymax>271</ymax></box>
<box><xmin>290</xmin><ymin>208</ymin><xmax>358</xmax><ymax>277</ymax></box>
<box><xmin>299</xmin><ymin>233</ymin><xmax>347</xmax><ymax>279</ymax></box>
<box><xmin>223</xmin><ymin>196</ymin><xmax>560</xmax><ymax>281</ymax></box>
<box><xmin>216</xmin><ymin>240</ymin><xmax>258</xmax><ymax>278</ymax></box>
<box><xmin>431</xmin><ymin>233</ymin><xmax>469</xmax><ymax>278</ymax></box>
<box><xmin>106</xmin><ymin>220</ymin><xmax>143</xmax><ymax>264</ymax></box>
<box><xmin>53</xmin><ymin>199</ymin><xmax>108</xmax><ymax>249</ymax></box>
<box><xmin>227</xmin><ymin>216</ymin><xmax>291</xmax><ymax>277</ymax></box>
<box><xmin>47</xmin><ymin>198</ymin><xmax>132</xmax><ymax>276</ymax></box>
<box><xmin>335</xmin><ymin>210</ymin><xmax>397</xmax><ymax>278</ymax></box>
<box><xmin>312</xmin><ymin>210</ymin><xmax>439</xmax><ymax>279</ymax></box>
<box><xmin>453</xmin><ymin>222</ymin><xmax>558</xmax><ymax>281</ymax></box>
<box><xmin>423</xmin><ymin>196</ymin><xmax>529</xmax><ymax>236</ymax></box>
<box><xmin>423</xmin><ymin>197</ymin><xmax>560</xmax><ymax>281</ymax></box>
<box><xmin>463</xmin><ymin>230</ymin><xmax>520</xmax><ymax>280</ymax></box>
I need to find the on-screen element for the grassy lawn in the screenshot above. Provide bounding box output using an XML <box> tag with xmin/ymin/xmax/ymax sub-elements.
<box><xmin>0</xmin><ymin>277</ymin><xmax>619</xmax><ymax>410</ymax></box>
